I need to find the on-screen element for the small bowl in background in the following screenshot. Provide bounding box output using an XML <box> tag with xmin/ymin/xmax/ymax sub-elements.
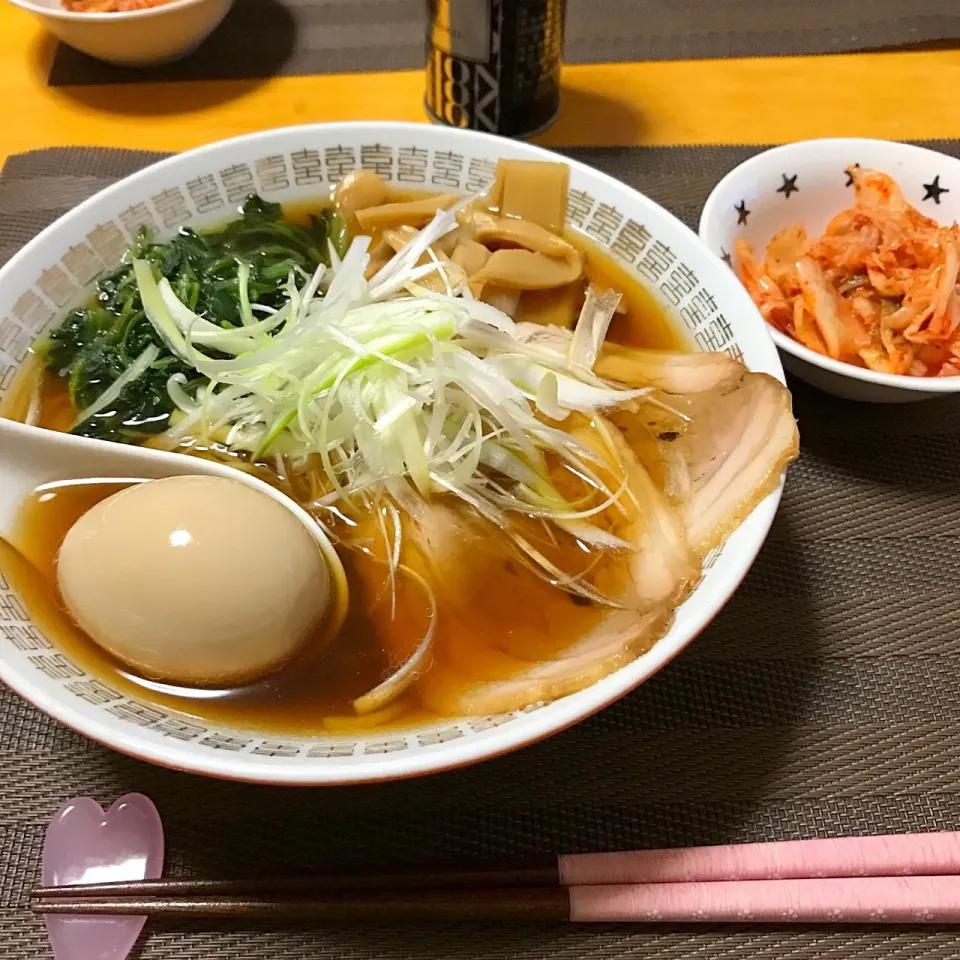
<box><xmin>700</xmin><ymin>138</ymin><xmax>960</xmax><ymax>403</ymax></box>
<box><xmin>7</xmin><ymin>0</ymin><xmax>234</xmax><ymax>67</ymax></box>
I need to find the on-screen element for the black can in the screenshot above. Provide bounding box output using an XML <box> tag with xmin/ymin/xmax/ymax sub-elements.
<box><xmin>425</xmin><ymin>0</ymin><xmax>566</xmax><ymax>138</ymax></box>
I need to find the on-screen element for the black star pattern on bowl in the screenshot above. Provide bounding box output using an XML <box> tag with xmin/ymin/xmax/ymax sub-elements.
<box><xmin>922</xmin><ymin>175</ymin><xmax>949</xmax><ymax>204</ymax></box>
<box><xmin>777</xmin><ymin>174</ymin><xmax>798</xmax><ymax>198</ymax></box>
<box><xmin>720</xmin><ymin>248</ymin><xmax>732</xmax><ymax>266</ymax></box>
<box><xmin>735</xmin><ymin>200</ymin><xmax>750</xmax><ymax>225</ymax></box>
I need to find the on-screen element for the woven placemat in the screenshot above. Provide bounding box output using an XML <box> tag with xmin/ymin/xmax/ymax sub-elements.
<box><xmin>2</xmin><ymin>144</ymin><xmax>960</xmax><ymax>960</ymax></box>
<box><xmin>47</xmin><ymin>0</ymin><xmax>960</xmax><ymax>87</ymax></box>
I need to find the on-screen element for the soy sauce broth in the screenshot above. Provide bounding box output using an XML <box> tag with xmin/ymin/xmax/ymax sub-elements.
<box><xmin>3</xmin><ymin>476</ymin><xmax>607</xmax><ymax>735</ymax></box>
<box><xmin>0</xmin><ymin>197</ymin><xmax>687</xmax><ymax>736</ymax></box>
<box><xmin>4</xmin><ymin>480</ymin><xmax>416</xmax><ymax>734</ymax></box>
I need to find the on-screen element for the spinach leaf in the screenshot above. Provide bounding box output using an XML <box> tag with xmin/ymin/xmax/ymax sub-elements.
<box><xmin>240</xmin><ymin>194</ymin><xmax>283</xmax><ymax>225</ymax></box>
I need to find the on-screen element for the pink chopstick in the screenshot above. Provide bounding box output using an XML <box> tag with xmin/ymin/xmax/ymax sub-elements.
<box><xmin>571</xmin><ymin>875</ymin><xmax>960</xmax><ymax>923</ymax></box>
<box><xmin>560</xmin><ymin>832</ymin><xmax>960</xmax><ymax>884</ymax></box>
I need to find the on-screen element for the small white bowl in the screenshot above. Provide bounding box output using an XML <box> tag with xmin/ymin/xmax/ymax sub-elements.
<box><xmin>8</xmin><ymin>0</ymin><xmax>234</xmax><ymax>67</ymax></box>
<box><xmin>700</xmin><ymin>138</ymin><xmax>960</xmax><ymax>403</ymax></box>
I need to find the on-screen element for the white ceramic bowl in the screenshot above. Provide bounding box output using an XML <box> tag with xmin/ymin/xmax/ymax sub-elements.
<box><xmin>700</xmin><ymin>138</ymin><xmax>960</xmax><ymax>403</ymax></box>
<box><xmin>7</xmin><ymin>0</ymin><xmax>233</xmax><ymax>66</ymax></box>
<box><xmin>0</xmin><ymin>122</ymin><xmax>786</xmax><ymax>784</ymax></box>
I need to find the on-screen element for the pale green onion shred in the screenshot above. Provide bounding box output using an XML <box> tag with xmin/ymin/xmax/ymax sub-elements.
<box><xmin>352</xmin><ymin>561</ymin><xmax>437</xmax><ymax>715</ymax></box>
<box><xmin>73</xmin><ymin>343</ymin><xmax>160</xmax><ymax>429</ymax></box>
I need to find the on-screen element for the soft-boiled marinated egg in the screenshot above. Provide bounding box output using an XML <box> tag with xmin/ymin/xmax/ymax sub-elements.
<box><xmin>56</xmin><ymin>475</ymin><xmax>331</xmax><ymax>685</ymax></box>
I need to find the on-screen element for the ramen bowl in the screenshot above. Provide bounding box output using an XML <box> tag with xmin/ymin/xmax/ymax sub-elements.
<box><xmin>700</xmin><ymin>138</ymin><xmax>960</xmax><ymax>403</ymax></box>
<box><xmin>0</xmin><ymin>122</ymin><xmax>786</xmax><ymax>785</ymax></box>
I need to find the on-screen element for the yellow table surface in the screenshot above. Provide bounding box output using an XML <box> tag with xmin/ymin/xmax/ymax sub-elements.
<box><xmin>2</xmin><ymin>3</ymin><xmax>960</xmax><ymax>164</ymax></box>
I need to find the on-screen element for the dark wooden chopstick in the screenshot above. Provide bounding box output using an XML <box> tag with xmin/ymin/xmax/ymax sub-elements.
<box><xmin>33</xmin><ymin>887</ymin><xmax>572</xmax><ymax>921</ymax></box>
<box><xmin>32</xmin><ymin>878</ymin><xmax>960</xmax><ymax>924</ymax></box>
<box><xmin>32</xmin><ymin>860</ymin><xmax>559</xmax><ymax>900</ymax></box>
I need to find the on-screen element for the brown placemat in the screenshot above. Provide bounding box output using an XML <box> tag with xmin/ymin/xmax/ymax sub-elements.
<box><xmin>3</xmin><ymin>144</ymin><xmax>960</xmax><ymax>960</ymax></box>
<box><xmin>47</xmin><ymin>0</ymin><xmax>960</xmax><ymax>87</ymax></box>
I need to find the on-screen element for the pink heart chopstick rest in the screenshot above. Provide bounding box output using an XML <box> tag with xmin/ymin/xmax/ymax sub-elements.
<box><xmin>42</xmin><ymin>794</ymin><xmax>164</xmax><ymax>960</ymax></box>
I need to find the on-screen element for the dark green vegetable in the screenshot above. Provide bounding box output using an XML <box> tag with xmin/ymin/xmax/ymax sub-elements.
<box><xmin>36</xmin><ymin>195</ymin><xmax>340</xmax><ymax>443</ymax></box>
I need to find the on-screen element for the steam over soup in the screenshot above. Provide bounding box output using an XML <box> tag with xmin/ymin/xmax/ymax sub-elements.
<box><xmin>1</xmin><ymin>160</ymin><xmax>799</xmax><ymax>734</ymax></box>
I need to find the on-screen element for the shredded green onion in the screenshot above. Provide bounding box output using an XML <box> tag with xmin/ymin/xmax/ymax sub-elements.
<box><xmin>135</xmin><ymin>206</ymin><xmax>656</xmax><ymax>595</ymax></box>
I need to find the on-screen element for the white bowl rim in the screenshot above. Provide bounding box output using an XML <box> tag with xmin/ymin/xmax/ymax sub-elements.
<box><xmin>7</xmin><ymin>0</ymin><xmax>216</xmax><ymax>22</ymax></box>
<box><xmin>700</xmin><ymin>137</ymin><xmax>960</xmax><ymax>395</ymax></box>
<box><xmin>0</xmin><ymin>120</ymin><xmax>784</xmax><ymax>784</ymax></box>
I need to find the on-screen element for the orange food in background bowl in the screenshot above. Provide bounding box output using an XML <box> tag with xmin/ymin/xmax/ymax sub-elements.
<box><xmin>700</xmin><ymin>138</ymin><xmax>960</xmax><ymax>402</ymax></box>
<box><xmin>63</xmin><ymin>0</ymin><xmax>180</xmax><ymax>10</ymax></box>
<box><xmin>736</xmin><ymin>168</ymin><xmax>960</xmax><ymax>379</ymax></box>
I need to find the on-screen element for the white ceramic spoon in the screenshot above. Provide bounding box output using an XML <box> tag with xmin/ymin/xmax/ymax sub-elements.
<box><xmin>0</xmin><ymin>416</ymin><xmax>349</xmax><ymax>634</ymax></box>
